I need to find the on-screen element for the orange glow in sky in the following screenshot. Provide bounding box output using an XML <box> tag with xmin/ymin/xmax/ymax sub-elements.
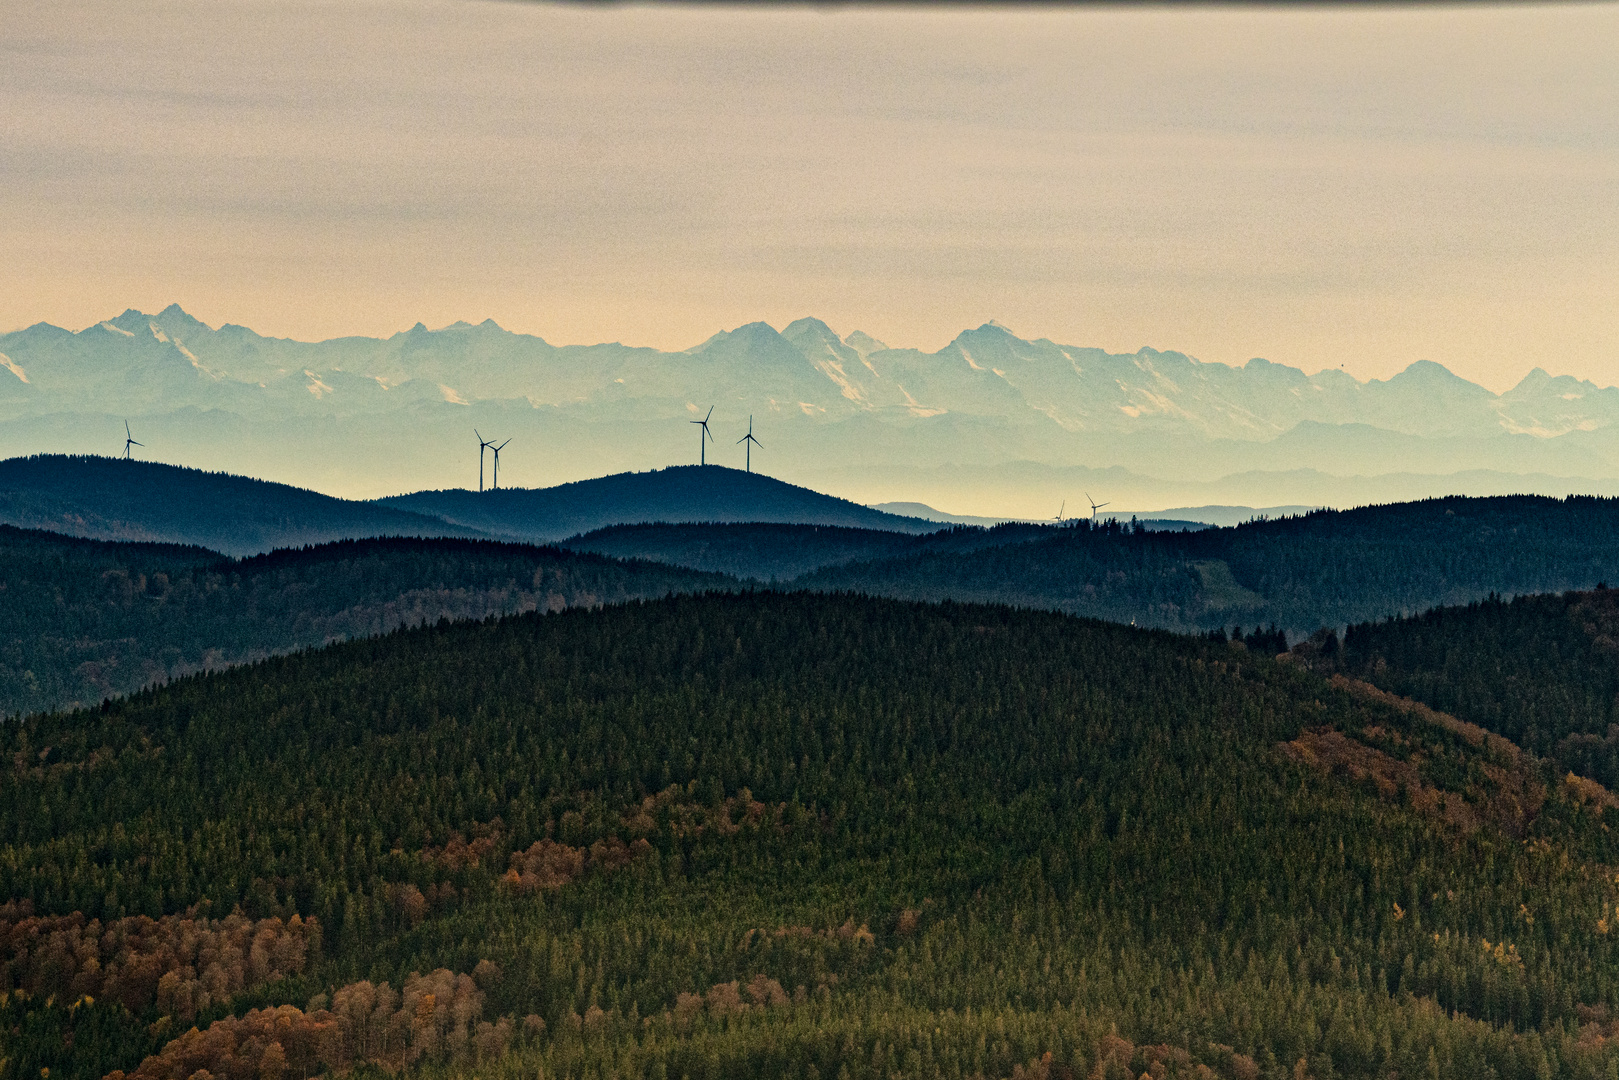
<box><xmin>2</xmin><ymin>0</ymin><xmax>1616</xmax><ymax>392</ymax></box>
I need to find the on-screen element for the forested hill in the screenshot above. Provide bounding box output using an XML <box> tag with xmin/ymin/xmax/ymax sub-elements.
<box><xmin>796</xmin><ymin>494</ymin><xmax>1619</xmax><ymax>633</ymax></box>
<box><xmin>1319</xmin><ymin>585</ymin><xmax>1619</xmax><ymax>790</ymax></box>
<box><xmin>377</xmin><ymin>465</ymin><xmax>939</xmax><ymax>542</ymax></box>
<box><xmin>7</xmin><ymin>591</ymin><xmax>1619</xmax><ymax>1079</ymax></box>
<box><xmin>562</xmin><ymin>520</ymin><xmax>1053</xmax><ymax>580</ymax></box>
<box><xmin>11</xmin><ymin>493</ymin><xmax>1619</xmax><ymax>719</ymax></box>
<box><xmin>0</xmin><ymin>526</ymin><xmax>728</xmax><ymax>719</ymax></box>
<box><xmin>0</xmin><ymin>455</ymin><xmax>479</xmax><ymax>555</ymax></box>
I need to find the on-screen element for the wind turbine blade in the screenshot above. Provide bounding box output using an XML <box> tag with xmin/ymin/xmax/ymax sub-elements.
<box><xmin>704</xmin><ymin>405</ymin><xmax>714</xmax><ymax>422</ymax></box>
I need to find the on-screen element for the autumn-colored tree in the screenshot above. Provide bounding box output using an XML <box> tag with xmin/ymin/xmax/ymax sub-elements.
<box><xmin>256</xmin><ymin>1041</ymin><xmax>285</xmax><ymax>1080</ymax></box>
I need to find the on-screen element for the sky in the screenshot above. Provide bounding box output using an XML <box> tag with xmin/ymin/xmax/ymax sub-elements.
<box><xmin>2</xmin><ymin>0</ymin><xmax>1616</xmax><ymax>393</ymax></box>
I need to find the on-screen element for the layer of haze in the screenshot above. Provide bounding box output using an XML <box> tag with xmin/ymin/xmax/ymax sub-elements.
<box><xmin>2</xmin><ymin>0</ymin><xmax>1617</xmax><ymax>391</ymax></box>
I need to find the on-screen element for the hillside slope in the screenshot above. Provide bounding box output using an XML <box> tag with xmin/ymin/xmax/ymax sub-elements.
<box><xmin>379</xmin><ymin>465</ymin><xmax>939</xmax><ymax>542</ymax></box>
<box><xmin>562</xmin><ymin>520</ymin><xmax>1052</xmax><ymax>580</ymax></box>
<box><xmin>0</xmin><ymin>526</ymin><xmax>729</xmax><ymax>718</ymax></box>
<box><xmin>0</xmin><ymin>455</ymin><xmax>477</xmax><ymax>555</ymax></box>
<box><xmin>796</xmin><ymin>494</ymin><xmax>1619</xmax><ymax>633</ymax></box>
<box><xmin>1322</xmin><ymin>585</ymin><xmax>1619</xmax><ymax>788</ymax></box>
<box><xmin>5</xmin><ymin>593</ymin><xmax>1619</xmax><ymax>1078</ymax></box>
<box><xmin>10</xmin><ymin>492</ymin><xmax>1619</xmax><ymax>721</ymax></box>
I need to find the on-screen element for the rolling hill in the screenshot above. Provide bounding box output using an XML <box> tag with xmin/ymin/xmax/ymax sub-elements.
<box><xmin>560</xmin><ymin>519</ymin><xmax>1052</xmax><ymax>580</ymax></box>
<box><xmin>0</xmin><ymin>457</ymin><xmax>939</xmax><ymax>558</ymax></box>
<box><xmin>795</xmin><ymin>494</ymin><xmax>1619</xmax><ymax>633</ymax></box>
<box><xmin>378</xmin><ymin>465</ymin><xmax>939</xmax><ymax>543</ymax></box>
<box><xmin>0</xmin><ymin>525</ymin><xmax>727</xmax><ymax>719</ymax></box>
<box><xmin>0</xmin><ymin>455</ymin><xmax>479</xmax><ymax>556</ymax></box>
<box><xmin>13</xmin><ymin>492</ymin><xmax>1619</xmax><ymax>720</ymax></box>
<box><xmin>5</xmin><ymin>591</ymin><xmax>1619</xmax><ymax>1079</ymax></box>
<box><xmin>1320</xmin><ymin>585</ymin><xmax>1619</xmax><ymax>789</ymax></box>
<box><xmin>561</xmin><ymin>521</ymin><xmax>929</xmax><ymax>580</ymax></box>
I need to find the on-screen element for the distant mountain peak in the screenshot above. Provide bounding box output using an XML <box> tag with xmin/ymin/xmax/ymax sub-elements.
<box><xmin>105</xmin><ymin>309</ymin><xmax>150</xmax><ymax>332</ymax></box>
<box><xmin>783</xmin><ymin>317</ymin><xmax>836</xmax><ymax>336</ymax></box>
<box><xmin>950</xmin><ymin>322</ymin><xmax>1024</xmax><ymax>352</ymax></box>
<box><xmin>1241</xmin><ymin>356</ymin><xmax>1310</xmax><ymax>385</ymax></box>
<box><xmin>11</xmin><ymin>306</ymin><xmax>1619</xmax><ymax>491</ymax></box>
<box><xmin>150</xmin><ymin>304</ymin><xmax>217</xmax><ymax>342</ymax></box>
<box><xmin>1372</xmin><ymin>361</ymin><xmax>1499</xmax><ymax>408</ymax></box>
<box><xmin>1394</xmin><ymin>359</ymin><xmax>1466</xmax><ymax>381</ymax></box>
<box><xmin>842</xmin><ymin>331</ymin><xmax>888</xmax><ymax>356</ymax></box>
<box><xmin>688</xmin><ymin>321</ymin><xmax>797</xmax><ymax>357</ymax></box>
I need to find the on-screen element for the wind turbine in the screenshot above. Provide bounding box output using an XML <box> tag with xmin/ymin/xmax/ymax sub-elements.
<box><xmin>475</xmin><ymin>429</ymin><xmax>495</xmax><ymax>491</ymax></box>
<box><xmin>491</xmin><ymin>438</ymin><xmax>510</xmax><ymax>489</ymax></box>
<box><xmin>1053</xmin><ymin>501</ymin><xmax>1065</xmax><ymax>523</ymax></box>
<box><xmin>691</xmin><ymin>406</ymin><xmax>714</xmax><ymax>465</ymax></box>
<box><xmin>736</xmin><ymin>416</ymin><xmax>762</xmax><ymax>473</ymax></box>
<box><xmin>1086</xmin><ymin>493</ymin><xmax>1110</xmax><ymax>520</ymax></box>
<box><xmin>122</xmin><ymin>421</ymin><xmax>142</xmax><ymax>460</ymax></box>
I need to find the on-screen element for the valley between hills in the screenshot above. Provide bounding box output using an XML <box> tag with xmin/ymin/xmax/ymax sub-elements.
<box><xmin>7</xmin><ymin>457</ymin><xmax>1619</xmax><ymax>1080</ymax></box>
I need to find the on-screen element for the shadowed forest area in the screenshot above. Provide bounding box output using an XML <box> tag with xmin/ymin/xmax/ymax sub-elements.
<box><xmin>801</xmin><ymin>495</ymin><xmax>1619</xmax><ymax>632</ymax></box>
<box><xmin>11</xmin><ymin>495</ymin><xmax>1619</xmax><ymax>721</ymax></box>
<box><xmin>0</xmin><ymin>528</ymin><xmax>725</xmax><ymax>718</ymax></box>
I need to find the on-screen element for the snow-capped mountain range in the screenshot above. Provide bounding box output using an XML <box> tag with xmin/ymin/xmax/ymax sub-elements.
<box><xmin>3</xmin><ymin>305</ymin><xmax>1618</xmax><ymax>513</ymax></box>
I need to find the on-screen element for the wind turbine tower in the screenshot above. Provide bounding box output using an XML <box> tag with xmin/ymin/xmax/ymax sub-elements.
<box><xmin>491</xmin><ymin>438</ymin><xmax>510</xmax><ymax>489</ymax></box>
<box><xmin>475</xmin><ymin>429</ymin><xmax>495</xmax><ymax>491</ymax></box>
<box><xmin>692</xmin><ymin>406</ymin><xmax>714</xmax><ymax>465</ymax></box>
<box><xmin>122</xmin><ymin>421</ymin><xmax>143</xmax><ymax>460</ymax></box>
<box><xmin>737</xmin><ymin>416</ymin><xmax>762</xmax><ymax>473</ymax></box>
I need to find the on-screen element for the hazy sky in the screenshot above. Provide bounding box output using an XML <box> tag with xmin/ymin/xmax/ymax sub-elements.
<box><xmin>2</xmin><ymin>0</ymin><xmax>1616</xmax><ymax>391</ymax></box>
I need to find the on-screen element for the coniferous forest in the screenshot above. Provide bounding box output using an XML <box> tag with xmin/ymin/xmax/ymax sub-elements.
<box><xmin>12</xmin><ymin>494</ymin><xmax>1619</xmax><ymax>722</ymax></box>
<box><xmin>1324</xmin><ymin>586</ymin><xmax>1619</xmax><ymax>790</ymax></box>
<box><xmin>8</xmin><ymin>590</ymin><xmax>1619</xmax><ymax>1079</ymax></box>
<box><xmin>801</xmin><ymin>495</ymin><xmax>1619</xmax><ymax>633</ymax></box>
<box><xmin>0</xmin><ymin>527</ymin><xmax>724</xmax><ymax>719</ymax></box>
